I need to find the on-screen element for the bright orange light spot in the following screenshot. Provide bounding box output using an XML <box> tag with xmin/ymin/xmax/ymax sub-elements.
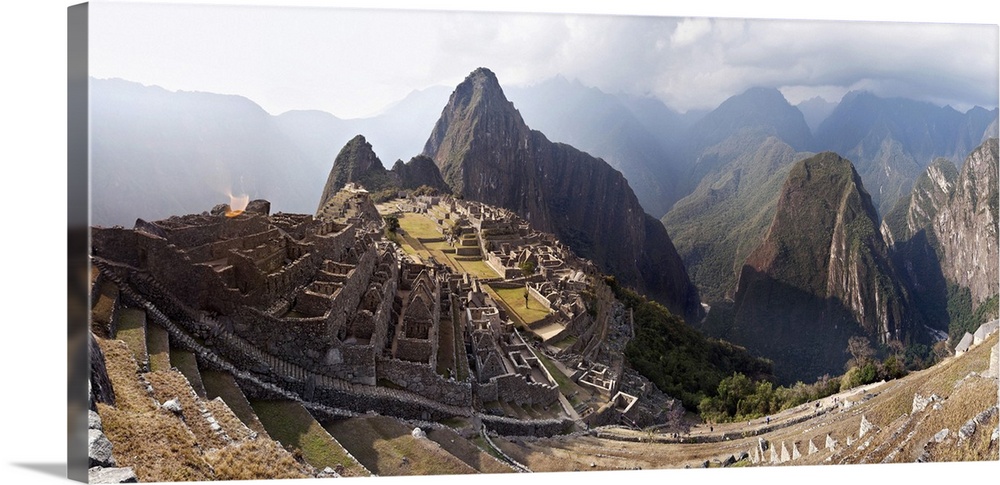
<box><xmin>226</xmin><ymin>193</ymin><xmax>249</xmax><ymax>218</ymax></box>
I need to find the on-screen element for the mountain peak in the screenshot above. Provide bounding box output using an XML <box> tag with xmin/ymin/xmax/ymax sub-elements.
<box><xmin>730</xmin><ymin>151</ymin><xmax>917</xmax><ymax>383</ymax></box>
<box><xmin>423</xmin><ymin>68</ymin><xmax>703</xmax><ymax>321</ymax></box>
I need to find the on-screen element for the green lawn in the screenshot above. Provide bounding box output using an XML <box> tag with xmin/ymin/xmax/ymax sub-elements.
<box><xmin>116</xmin><ymin>308</ymin><xmax>148</xmax><ymax>367</ymax></box>
<box><xmin>146</xmin><ymin>322</ymin><xmax>171</xmax><ymax>372</ymax></box>
<box><xmin>398</xmin><ymin>213</ymin><xmax>444</xmax><ymax>239</ymax></box>
<box><xmin>488</xmin><ymin>286</ymin><xmax>551</xmax><ymax>325</ymax></box>
<box><xmin>250</xmin><ymin>400</ymin><xmax>369</xmax><ymax>477</ymax></box>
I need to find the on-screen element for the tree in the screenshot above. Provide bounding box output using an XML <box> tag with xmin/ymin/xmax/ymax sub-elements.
<box><xmin>846</xmin><ymin>336</ymin><xmax>875</xmax><ymax>369</ymax></box>
<box><xmin>383</xmin><ymin>215</ymin><xmax>400</xmax><ymax>233</ymax></box>
<box><xmin>519</xmin><ymin>260</ymin><xmax>536</xmax><ymax>278</ymax></box>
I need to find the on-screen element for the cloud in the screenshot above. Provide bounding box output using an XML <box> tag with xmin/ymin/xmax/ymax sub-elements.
<box><xmin>89</xmin><ymin>4</ymin><xmax>998</xmax><ymax>117</ymax></box>
<box><xmin>671</xmin><ymin>18</ymin><xmax>713</xmax><ymax>47</ymax></box>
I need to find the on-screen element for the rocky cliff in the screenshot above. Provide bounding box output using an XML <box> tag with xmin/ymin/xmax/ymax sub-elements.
<box><xmin>932</xmin><ymin>138</ymin><xmax>999</xmax><ymax>309</ymax></box>
<box><xmin>317</xmin><ymin>135</ymin><xmax>450</xmax><ymax>210</ymax></box>
<box><xmin>423</xmin><ymin>68</ymin><xmax>702</xmax><ymax>322</ymax></box>
<box><xmin>730</xmin><ymin>152</ymin><xmax>919</xmax><ymax>383</ymax></box>
<box><xmin>881</xmin><ymin>139</ymin><xmax>999</xmax><ymax>334</ymax></box>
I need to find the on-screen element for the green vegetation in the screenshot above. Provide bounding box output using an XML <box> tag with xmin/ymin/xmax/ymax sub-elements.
<box><xmin>697</xmin><ymin>335</ymin><xmax>914</xmax><ymax>422</ymax></box>
<box><xmin>488</xmin><ymin>286</ymin><xmax>550</xmax><ymax>325</ymax></box>
<box><xmin>324</xmin><ymin>416</ymin><xmax>474</xmax><ymax>476</ymax></box>
<box><xmin>609</xmin><ymin>276</ymin><xmax>773</xmax><ymax>410</ymax></box>
<box><xmin>947</xmin><ymin>284</ymin><xmax>999</xmax><ymax>343</ymax></box>
<box><xmin>662</xmin><ymin>135</ymin><xmax>800</xmax><ymax>301</ymax></box>
<box><xmin>251</xmin><ymin>400</ymin><xmax>368</xmax><ymax>476</ymax></box>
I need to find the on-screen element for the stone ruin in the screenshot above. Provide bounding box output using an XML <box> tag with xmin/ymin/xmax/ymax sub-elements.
<box><xmin>91</xmin><ymin>185</ymin><xmax>638</xmax><ymax>436</ymax></box>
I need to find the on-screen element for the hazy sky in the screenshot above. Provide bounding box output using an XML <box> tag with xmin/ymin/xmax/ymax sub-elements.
<box><xmin>89</xmin><ymin>1</ymin><xmax>999</xmax><ymax>118</ymax></box>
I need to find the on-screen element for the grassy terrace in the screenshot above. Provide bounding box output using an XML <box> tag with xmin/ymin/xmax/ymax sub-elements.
<box><xmin>396</xmin><ymin>210</ymin><xmax>500</xmax><ymax>279</ymax></box>
<box><xmin>325</xmin><ymin>415</ymin><xmax>476</xmax><ymax>476</ymax></box>
<box><xmin>146</xmin><ymin>322</ymin><xmax>171</xmax><ymax>372</ymax></box>
<box><xmin>116</xmin><ymin>308</ymin><xmax>148</xmax><ymax>367</ymax></box>
<box><xmin>201</xmin><ymin>369</ymin><xmax>270</xmax><ymax>437</ymax></box>
<box><xmin>487</xmin><ymin>286</ymin><xmax>551</xmax><ymax>326</ymax></box>
<box><xmin>250</xmin><ymin>400</ymin><xmax>370</xmax><ymax>477</ymax></box>
<box><xmin>169</xmin><ymin>347</ymin><xmax>207</xmax><ymax>398</ymax></box>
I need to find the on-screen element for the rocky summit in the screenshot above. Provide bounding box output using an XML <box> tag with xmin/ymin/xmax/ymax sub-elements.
<box><xmin>730</xmin><ymin>152</ymin><xmax>920</xmax><ymax>383</ymax></box>
<box><xmin>423</xmin><ymin>68</ymin><xmax>703</xmax><ymax>322</ymax></box>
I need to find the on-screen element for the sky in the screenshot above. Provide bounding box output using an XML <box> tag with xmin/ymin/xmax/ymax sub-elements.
<box><xmin>88</xmin><ymin>0</ymin><xmax>999</xmax><ymax>119</ymax></box>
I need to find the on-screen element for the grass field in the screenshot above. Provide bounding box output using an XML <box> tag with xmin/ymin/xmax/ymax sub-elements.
<box><xmin>324</xmin><ymin>415</ymin><xmax>476</xmax><ymax>476</ymax></box>
<box><xmin>116</xmin><ymin>308</ymin><xmax>148</xmax><ymax>367</ymax></box>
<box><xmin>488</xmin><ymin>286</ymin><xmax>551</xmax><ymax>325</ymax></box>
<box><xmin>396</xmin><ymin>212</ymin><xmax>500</xmax><ymax>279</ymax></box>
<box><xmin>201</xmin><ymin>369</ymin><xmax>269</xmax><ymax>437</ymax></box>
<box><xmin>169</xmin><ymin>347</ymin><xmax>207</xmax><ymax>398</ymax></box>
<box><xmin>250</xmin><ymin>400</ymin><xmax>369</xmax><ymax>477</ymax></box>
<box><xmin>145</xmin><ymin>323</ymin><xmax>171</xmax><ymax>372</ymax></box>
<box><xmin>398</xmin><ymin>213</ymin><xmax>444</xmax><ymax>239</ymax></box>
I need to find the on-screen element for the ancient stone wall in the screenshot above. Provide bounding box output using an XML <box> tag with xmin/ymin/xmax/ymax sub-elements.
<box><xmin>480</xmin><ymin>415</ymin><xmax>572</xmax><ymax>437</ymax></box>
<box><xmin>376</xmin><ymin>358</ymin><xmax>473</xmax><ymax>407</ymax></box>
<box><xmin>395</xmin><ymin>338</ymin><xmax>434</xmax><ymax>364</ymax></box>
<box><xmin>492</xmin><ymin>373</ymin><xmax>559</xmax><ymax>406</ymax></box>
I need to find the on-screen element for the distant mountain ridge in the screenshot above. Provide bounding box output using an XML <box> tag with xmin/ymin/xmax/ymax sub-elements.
<box><xmin>423</xmin><ymin>68</ymin><xmax>703</xmax><ymax>322</ymax></box>
<box><xmin>814</xmin><ymin>91</ymin><xmax>998</xmax><ymax>216</ymax></box>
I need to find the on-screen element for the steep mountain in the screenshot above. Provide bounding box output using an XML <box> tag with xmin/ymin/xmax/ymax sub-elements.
<box><xmin>317</xmin><ymin>135</ymin><xmax>449</xmax><ymax>209</ymax></box>
<box><xmin>90</xmin><ymin>78</ymin><xmax>326</xmax><ymax>227</ymax></box>
<box><xmin>505</xmin><ymin>77</ymin><xmax>688</xmax><ymax>218</ymax></box>
<box><xmin>317</xmin><ymin>135</ymin><xmax>391</xmax><ymax>209</ymax></box>
<box><xmin>679</xmin><ymin>87</ymin><xmax>814</xmax><ymax>188</ymax></box>
<box><xmin>796</xmin><ymin>96</ymin><xmax>838</xmax><ymax>133</ymax></box>
<box><xmin>881</xmin><ymin>139</ymin><xmax>999</xmax><ymax>342</ymax></box>
<box><xmin>662</xmin><ymin>135</ymin><xmax>811</xmax><ymax>301</ymax></box>
<box><xmin>423</xmin><ymin>68</ymin><xmax>702</xmax><ymax>322</ymax></box>
<box><xmin>814</xmin><ymin>91</ymin><xmax>998</xmax><ymax>216</ymax></box>
<box><xmin>935</xmin><ymin>137</ymin><xmax>1000</xmax><ymax>308</ymax></box>
<box><xmin>388</xmin><ymin>155</ymin><xmax>450</xmax><ymax>192</ymax></box>
<box><xmin>726</xmin><ymin>152</ymin><xmax>921</xmax><ymax>383</ymax></box>
<box><xmin>660</xmin><ymin>88</ymin><xmax>816</xmax><ymax>301</ymax></box>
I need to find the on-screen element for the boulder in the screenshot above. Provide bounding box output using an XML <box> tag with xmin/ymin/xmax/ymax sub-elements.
<box><xmin>89</xmin><ymin>410</ymin><xmax>103</xmax><ymax>431</ymax></box>
<box><xmin>88</xmin><ymin>466</ymin><xmax>138</xmax><ymax>483</ymax></box>
<box><xmin>245</xmin><ymin>199</ymin><xmax>271</xmax><ymax>215</ymax></box>
<box><xmin>162</xmin><ymin>398</ymin><xmax>182</xmax><ymax>414</ymax></box>
<box><xmin>88</xmin><ymin>429</ymin><xmax>115</xmax><ymax>468</ymax></box>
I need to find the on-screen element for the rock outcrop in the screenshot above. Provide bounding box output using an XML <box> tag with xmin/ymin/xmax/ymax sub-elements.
<box><xmin>317</xmin><ymin>135</ymin><xmax>450</xmax><ymax>210</ymax></box>
<box><xmin>932</xmin><ymin>138</ymin><xmax>999</xmax><ymax>309</ymax></box>
<box><xmin>423</xmin><ymin>68</ymin><xmax>702</xmax><ymax>321</ymax></box>
<box><xmin>881</xmin><ymin>138</ymin><xmax>999</xmax><ymax>332</ymax></box>
<box><xmin>730</xmin><ymin>152</ymin><xmax>919</xmax><ymax>383</ymax></box>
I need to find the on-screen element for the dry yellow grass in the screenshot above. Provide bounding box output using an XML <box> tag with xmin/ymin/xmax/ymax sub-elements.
<box><xmin>204</xmin><ymin>438</ymin><xmax>313</xmax><ymax>481</ymax></box>
<box><xmin>204</xmin><ymin>397</ymin><xmax>255</xmax><ymax>442</ymax></box>
<box><xmin>97</xmin><ymin>402</ymin><xmax>216</xmax><ymax>482</ymax></box>
<box><xmin>97</xmin><ymin>338</ymin><xmax>156</xmax><ymax>413</ymax></box>
<box><xmin>146</xmin><ymin>370</ymin><xmax>229</xmax><ymax>450</ymax></box>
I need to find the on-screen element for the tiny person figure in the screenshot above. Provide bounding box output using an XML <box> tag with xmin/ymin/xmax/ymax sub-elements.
<box><xmin>766</xmin><ymin>416</ymin><xmax>770</xmax><ymax>425</ymax></box>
